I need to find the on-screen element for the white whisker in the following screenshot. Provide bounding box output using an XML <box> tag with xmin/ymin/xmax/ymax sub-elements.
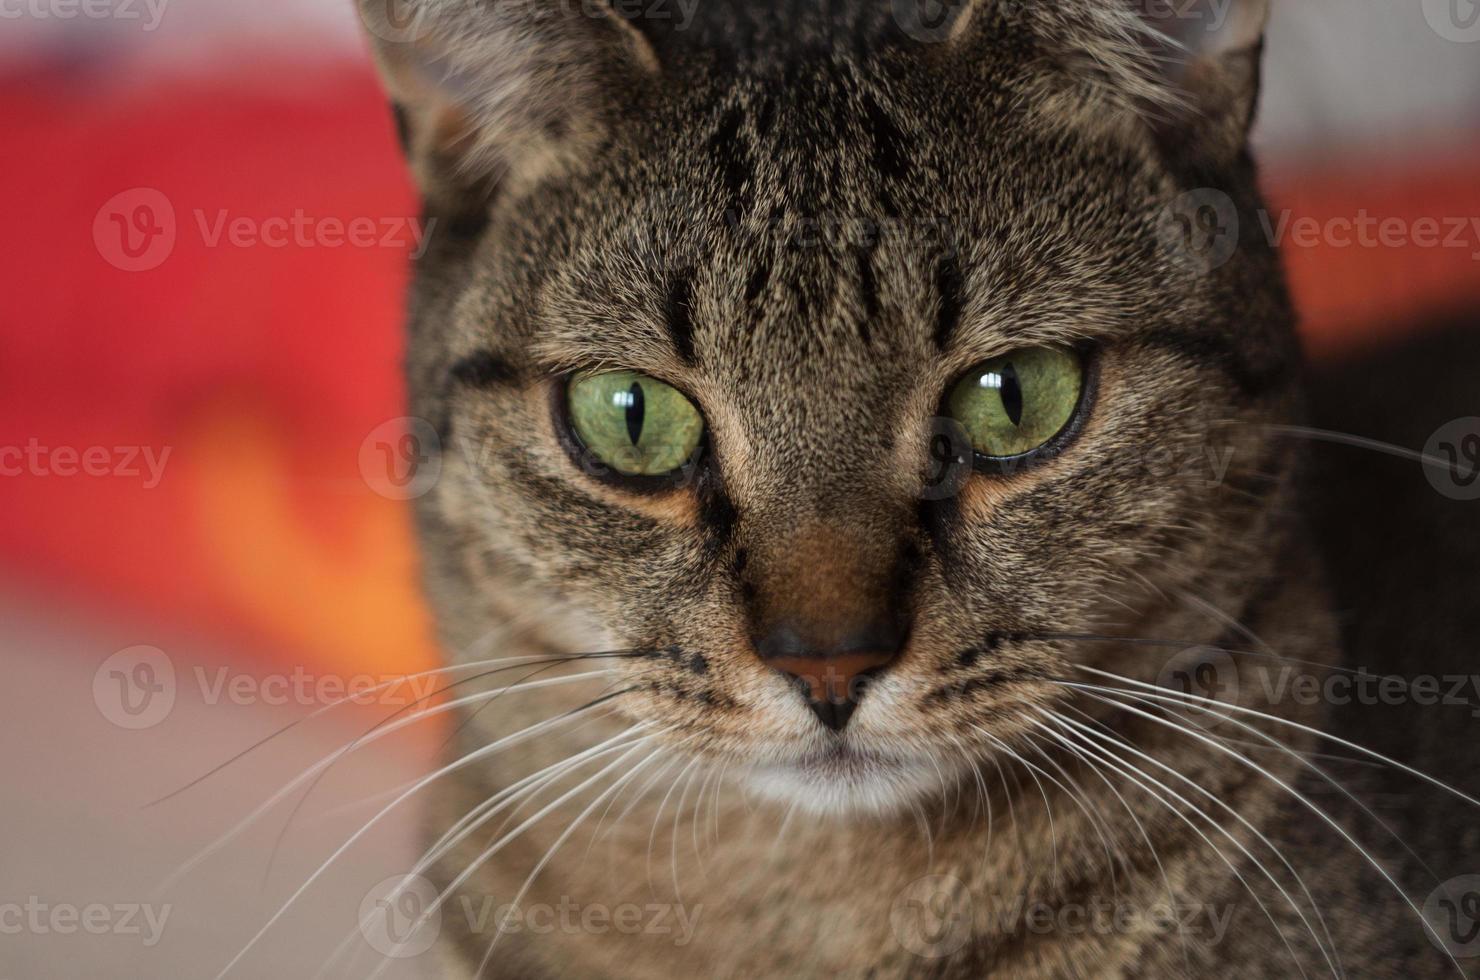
<box><xmin>1044</xmin><ymin>707</ymin><xmax>1316</xmax><ymax>977</ymax></box>
<box><xmin>1074</xmin><ymin>684</ymin><xmax>1459</xmax><ymax>976</ymax></box>
<box><xmin>974</xmin><ymin>726</ymin><xmax>1060</xmax><ymax>887</ymax></box>
<box><xmin>314</xmin><ymin>725</ymin><xmax>653</xmax><ymax>980</ymax></box>
<box><xmin>471</xmin><ymin>742</ymin><xmax>672</xmax><ymax>977</ymax></box>
<box><xmin>1047</xmin><ymin>706</ymin><xmax>1342</xmax><ymax>978</ymax></box>
<box><xmin>211</xmin><ymin>688</ymin><xmax>630</xmax><ymax>979</ymax></box>
<box><xmin>161</xmin><ymin>669</ymin><xmax>617</xmax><ymax>897</ymax></box>
<box><xmin>1031</xmin><ymin>711</ymin><xmax>1196</xmax><ymax>977</ymax></box>
<box><xmin>1073</xmin><ymin>665</ymin><xmax>1480</xmax><ymax>810</ymax></box>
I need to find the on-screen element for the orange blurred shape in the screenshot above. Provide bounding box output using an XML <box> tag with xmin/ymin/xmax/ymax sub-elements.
<box><xmin>1270</xmin><ymin>139</ymin><xmax>1480</xmax><ymax>355</ymax></box>
<box><xmin>185</xmin><ymin>399</ymin><xmax>439</xmax><ymax>680</ymax></box>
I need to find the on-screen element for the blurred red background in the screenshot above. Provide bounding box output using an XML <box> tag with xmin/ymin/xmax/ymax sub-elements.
<box><xmin>4</xmin><ymin>2</ymin><xmax>1480</xmax><ymax>684</ymax></box>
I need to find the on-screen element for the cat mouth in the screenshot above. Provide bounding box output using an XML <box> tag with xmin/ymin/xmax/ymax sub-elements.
<box><xmin>769</xmin><ymin>743</ymin><xmax>888</xmax><ymax>776</ymax></box>
<box><xmin>745</xmin><ymin>743</ymin><xmax>957</xmax><ymax>815</ymax></box>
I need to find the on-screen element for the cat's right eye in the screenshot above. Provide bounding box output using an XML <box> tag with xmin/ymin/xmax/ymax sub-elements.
<box><xmin>945</xmin><ymin>347</ymin><xmax>1087</xmax><ymax>468</ymax></box>
<box><xmin>563</xmin><ymin>370</ymin><xmax>705</xmax><ymax>481</ymax></box>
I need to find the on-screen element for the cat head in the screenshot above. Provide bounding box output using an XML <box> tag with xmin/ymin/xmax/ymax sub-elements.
<box><xmin>363</xmin><ymin>0</ymin><xmax>1297</xmax><ymax>815</ymax></box>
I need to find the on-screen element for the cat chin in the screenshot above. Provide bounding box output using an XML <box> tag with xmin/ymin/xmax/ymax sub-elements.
<box><xmin>743</xmin><ymin>751</ymin><xmax>962</xmax><ymax>818</ymax></box>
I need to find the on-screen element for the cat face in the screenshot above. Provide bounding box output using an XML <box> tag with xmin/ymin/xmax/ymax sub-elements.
<box><xmin>373</xmin><ymin>0</ymin><xmax>1292</xmax><ymax>814</ymax></box>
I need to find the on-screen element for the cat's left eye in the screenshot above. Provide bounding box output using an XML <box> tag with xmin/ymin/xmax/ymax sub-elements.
<box><xmin>564</xmin><ymin>370</ymin><xmax>705</xmax><ymax>480</ymax></box>
<box><xmin>946</xmin><ymin>346</ymin><xmax>1087</xmax><ymax>467</ymax></box>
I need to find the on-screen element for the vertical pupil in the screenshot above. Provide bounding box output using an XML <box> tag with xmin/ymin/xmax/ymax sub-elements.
<box><xmin>998</xmin><ymin>362</ymin><xmax>1024</xmax><ymax>427</ymax></box>
<box><xmin>624</xmin><ymin>381</ymin><xmax>645</xmax><ymax>445</ymax></box>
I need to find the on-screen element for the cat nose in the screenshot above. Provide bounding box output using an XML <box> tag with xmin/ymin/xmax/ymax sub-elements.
<box><xmin>758</xmin><ymin>621</ymin><xmax>904</xmax><ymax>733</ymax></box>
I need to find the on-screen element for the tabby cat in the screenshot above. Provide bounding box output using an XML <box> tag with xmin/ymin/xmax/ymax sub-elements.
<box><xmin>352</xmin><ymin>0</ymin><xmax>1479</xmax><ymax>975</ymax></box>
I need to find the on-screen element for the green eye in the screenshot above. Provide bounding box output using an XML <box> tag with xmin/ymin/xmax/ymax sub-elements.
<box><xmin>946</xmin><ymin>347</ymin><xmax>1084</xmax><ymax>460</ymax></box>
<box><xmin>566</xmin><ymin>371</ymin><xmax>705</xmax><ymax>478</ymax></box>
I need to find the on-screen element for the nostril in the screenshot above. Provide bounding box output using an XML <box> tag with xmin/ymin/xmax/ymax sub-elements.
<box><xmin>756</xmin><ymin>624</ymin><xmax>809</xmax><ymax>661</ymax></box>
<box><xmin>770</xmin><ymin>653</ymin><xmax>894</xmax><ymax>701</ymax></box>
<box><xmin>781</xmin><ymin>670</ymin><xmax>813</xmax><ymax>700</ymax></box>
<box><xmin>837</xmin><ymin>621</ymin><xmax>907</xmax><ymax>660</ymax></box>
<box><xmin>779</xmin><ymin>663</ymin><xmax>885</xmax><ymax>703</ymax></box>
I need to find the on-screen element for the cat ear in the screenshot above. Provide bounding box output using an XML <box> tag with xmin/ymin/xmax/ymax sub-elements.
<box><xmin>1136</xmin><ymin>0</ymin><xmax>1271</xmax><ymax>161</ymax></box>
<box><xmin>357</xmin><ymin>0</ymin><xmax>659</xmax><ymax>216</ymax></box>
<box><xmin>957</xmin><ymin>0</ymin><xmax>1270</xmax><ymax>166</ymax></box>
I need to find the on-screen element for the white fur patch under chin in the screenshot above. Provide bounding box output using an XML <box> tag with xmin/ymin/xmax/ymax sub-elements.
<box><xmin>743</xmin><ymin>753</ymin><xmax>963</xmax><ymax>819</ymax></box>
